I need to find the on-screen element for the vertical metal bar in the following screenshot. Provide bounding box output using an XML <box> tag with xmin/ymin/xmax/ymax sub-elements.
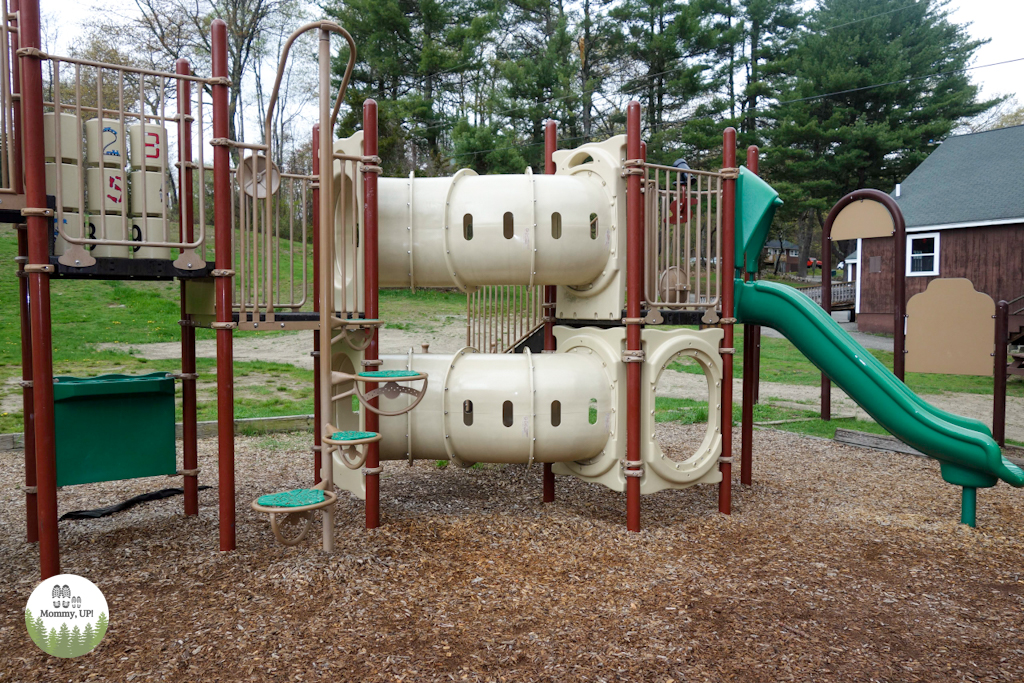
<box><xmin>10</xmin><ymin>0</ymin><xmax>23</xmax><ymax>193</ymax></box>
<box><xmin>625</xmin><ymin>101</ymin><xmax>642</xmax><ymax>532</ymax></box>
<box><xmin>719</xmin><ymin>128</ymin><xmax>737</xmax><ymax>516</ymax></box>
<box><xmin>994</xmin><ymin>301</ymin><xmax>1008</xmax><ymax>447</ymax></box>
<box><xmin>312</xmin><ymin>125</ymin><xmax>322</xmax><ymax>483</ymax></box>
<box><xmin>821</xmin><ymin>196</ymin><xmax>832</xmax><ymax>420</ymax></box>
<box><xmin>20</xmin><ymin>0</ymin><xmax>59</xmax><ymax>578</ymax></box>
<box><xmin>17</xmin><ymin>226</ymin><xmax>37</xmax><ymax>542</ymax></box>
<box><xmin>317</xmin><ymin>30</ymin><xmax>336</xmax><ymax>549</ymax></box>
<box><xmin>543</xmin><ymin>119</ymin><xmax>557</xmax><ymax>502</ymax></box>
<box><xmin>211</xmin><ymin>19</ymin><xmax>236</xmax><ymax>551</ymax></box>
<box><xmin>177</xmin><ymin>59</ymin><xmax>198</xmax><ymax>516</ymax></box>
<box><xmin>363</xmin><ymin>98</ymin><xmax>381</xmax><ymax>529</ymax></box>
<box><xmin>894</xmin><ymin>204</ymin><xmax>907</xmax><ymax>382</ymax></box>
<box><xmin>741</xmin><ymin>146</ymin><xmax>759</xmax><ymax>486</ymax></box>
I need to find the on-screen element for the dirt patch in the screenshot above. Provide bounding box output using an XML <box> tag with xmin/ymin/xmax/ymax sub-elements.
<box><xmin>2</xmin><ymin>429</ymin><xmax>1023</xmax><ymax>682</ymax></box>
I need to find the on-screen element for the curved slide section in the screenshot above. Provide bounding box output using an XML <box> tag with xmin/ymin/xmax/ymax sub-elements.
<box><xmin>734</xmin><ymin>279</ymin><xmax>1024</xmax><ymax>489</ymax></box>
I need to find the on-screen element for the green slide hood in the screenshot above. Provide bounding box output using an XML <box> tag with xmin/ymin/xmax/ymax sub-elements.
<box><xmin>735</xmin><ymin>167</ymin><xmax>783</xmax><ymax>273</ymax></box>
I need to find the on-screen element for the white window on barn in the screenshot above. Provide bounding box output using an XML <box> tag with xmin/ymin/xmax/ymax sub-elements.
<box><xmin>906</xmin><ymin>232</ymin><xmax>940</xmax><ymax>277</ymax></box>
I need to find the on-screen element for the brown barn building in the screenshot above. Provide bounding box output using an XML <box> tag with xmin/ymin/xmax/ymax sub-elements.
<box><xmin>855</xmin><ymin>125</ymin><xmax>1024</xmax><ymax>334</ymax></box>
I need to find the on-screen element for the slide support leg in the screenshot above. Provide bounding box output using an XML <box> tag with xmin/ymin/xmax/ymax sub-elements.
<box><xmin>960</xmin><ymin>487</ymin><xmax>977</xmax><ymax>528</ymax></box>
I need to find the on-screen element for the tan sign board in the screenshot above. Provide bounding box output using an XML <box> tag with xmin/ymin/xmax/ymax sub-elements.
<box><xmin>906</xmin><ymin>278</ymin><xmax>994</xmax><ymax>376</ymax></box>
<box><xmin>831</xmin><ymin>199</ymin><xmax>894</xmax><ymax>240</ymax></box>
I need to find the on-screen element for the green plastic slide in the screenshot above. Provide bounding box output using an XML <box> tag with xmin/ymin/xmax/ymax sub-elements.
<box><xmin>734</xmin><ymin>279</ymin><xmax>1024</xmax><ymax>490</ymax></box>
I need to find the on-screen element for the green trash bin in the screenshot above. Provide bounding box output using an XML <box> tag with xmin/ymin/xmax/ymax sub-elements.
<box><xmin>53</xmin><ymin>372</ymin><xmax>177</xmax><ymax>487</ymax></box>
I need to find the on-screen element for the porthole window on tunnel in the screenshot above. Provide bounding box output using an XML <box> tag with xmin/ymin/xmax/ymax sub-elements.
<box><xmin>502</xmin><ymin>400</ymin><xmax>514</xmax><ymax>427</ymax></box>
<box><xmin>551</xmin><ymin>212</ymin><xmax>562</xmax><ymax>239</ymax></box>
<box><xmin>588</xmin><ymin>398</ymin><xmax>598</xmax><ymax>425</ymax></box>
<box><xmin>551</xmin><ymin>400</ymin><xmax>561</xmax><ymax>427</ymax></box>
<box><xmin>503</xmin><ymin>212</ymin><xmax>514</xmax><ymax>239</ymax></box>
<box><xmin>463</xmin><ymin>214</ymin><xmax>473</xmax><ymax>240</ymax></box>
<box><xmin>589</xmin><ymin>213</ymin><xmax>598</xmax><ymax>240</ymax></box>
<box><xmin>463</xmin><ymin>399</ymin><xmax>473</xmax><ymax>426</ymax></box>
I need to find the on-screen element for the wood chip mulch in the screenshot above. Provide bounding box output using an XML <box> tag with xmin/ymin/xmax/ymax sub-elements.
<box><xmin>1</xmin><ymin>425</ymin><xmax>1023</xmax><ymax>682</ymax></box>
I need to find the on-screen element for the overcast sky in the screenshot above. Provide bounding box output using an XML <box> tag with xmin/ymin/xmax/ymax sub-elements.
<box><xmin>42</xmin><ymin>0</ymin><xmax>1022</xmax><ymax>103</ymax></box>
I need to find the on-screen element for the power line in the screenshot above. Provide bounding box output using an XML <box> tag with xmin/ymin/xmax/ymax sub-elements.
<box><xmin>445</xmin><ymin>55</ymin><xmax>1024</xmax><ymax>159</ymax></box>
<box><xmin>819</xmin><ymin>3</ymin><xmax>920</xmax><ymax>33</ymax></box>
<box><xmin>774</xmin><ymin>56</ymin><xmax>1024</xmax><ymax>106</ymax></box>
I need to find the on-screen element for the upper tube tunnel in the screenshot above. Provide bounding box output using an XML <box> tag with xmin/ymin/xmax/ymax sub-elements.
<box><xmin>336</xmin><ymin>169</ymin><xmax>613</xmax><ymax>292</ymax></box>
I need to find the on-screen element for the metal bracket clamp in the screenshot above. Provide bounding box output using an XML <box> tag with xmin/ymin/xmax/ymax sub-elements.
<box><xmin>718</xmin><ymin>456</ymin><xmax>734</xmax><ymax>464</ymax></box>
<box><xmin>206</xmin><ymin>76</ymin><xmax>232</xmax><ymax>87</ymax></box>
<box><xmin>311</xmin><ymin>445</ymin><xmax>322</xmax><ymax>453</ymax></box>
<box><xmin>621</xmin><ymin>317</ymin><xmax>645</xmax><ymax>325</ymax></box>
<box><xmin>361</xmin><ymin>165</ymin><xmax>382</xmax><ymax>175</ymax></box>
<box><xmin>719</xmin><ymin>317</ymin><xmax>738</xmax><ymax>325</ymax></box>
<box><xmin>621</xmin><ymin>158</ymin><xmax>646</xmax><ymax>177</ymax></box>
<box><xmin>620</xmin><ymin>459</ymin><xmax>644</xmax><ymax>477</ymax></box>
<box><xmin>622</xmin><ymin>350</ymin><xmax>645</xmax><ymax>363</ymax></box>
<box><xmin>14</xmin><ymin>255</ymin><xmax>27</xmax><ymax>264</ymax></box>
<box><xmin>176</xmin><ymin>468</ymin><xmax>201</xmax><ymax>476</ymax></box>
<box><xmin>166</xmin><ymin>373</ymin><xmax>198</xmax><ymax>380</ymax></box>
<box><xmin>178</xmin><ymin>319</ymin><xmax>199</xmax><ymax>328</ymax></box>
<box><xmin>23</xmin><ymin>263</ymin><xmax>54</xmax><ymax>274</ymax></box>
<box><xmin>309</xmin><ymin>350</ymin><xmax>320</xmax><ymax>358</ymax></box>
<box><xmin>209</xmin><ymin>137</ymin><xmax>234</xmax><ymax>147</ymax></box>
<box><xmin>210</xmin><ymin>269</ymin><xmax>235</xmax><ymax>277</ymax></box>
<box><xmin>362</xmin><ymin>466</ymin><xmax>384</xmax><ymax>476</ymax></box>
<box><xmin>19</xmin><ymin>380</ymin><xmax>32</xmax><ymax>388</ymax></box>
<box><xmin>718</xmin><ymin>167</ymin><xmax>740</xmax><ymax>180</ymax></box>
<box><xmin>210</xmin><ymin>321</ymin><xmax>237</xmax><ymax>330</ymax></box>
<box><xmin>21</xmin><ymin>207</ymin><xmax>53</xmax><ymax>218</ymax></box>
<box><xmin>719</xmin><ymin>348</ymin><xmax>735</xmax><ymax>355</ymax></box>
<box><xmin>361</xmin><ymin>359</ymin><xmax>383</xmax><ymax>367</ymax></box>
<box><xmin>15</xmin><ymin>47</ymin><xmax>47</xmax><ymax>59</ymax></box>
<box><xmin>22</xmin><ymin>485</ymin><xmax>38</xmax><ymax>494</ymax></box>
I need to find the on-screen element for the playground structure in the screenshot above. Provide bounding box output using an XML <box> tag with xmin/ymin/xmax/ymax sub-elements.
<box><xmin>8</xmin><ymin>1</ymin><xmax>1023</xmax><ymax>580</ymax></box>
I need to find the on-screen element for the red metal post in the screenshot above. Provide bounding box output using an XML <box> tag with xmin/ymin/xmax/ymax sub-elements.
<box><xmin>625</xmin><ymin>102</ymin><xmax>643</xmax><ymax>532</ymax></box>
<box><xmin>542</xmin><ymin>119</ymin><xmax>557</xmax><ymax>503</ymax></box>
<box><xmin>312</xmin><ymin>124</ymin><xmax>323</xmax><ymax>484</ymax></box>
<box><xmin>363</xmin><ymin>100</ymin><xmax>381</xmax><ymax>529</ymax></box>
<box><xmin>176</xmin><ymin>59</ymin><xmax>198</xmax><ymax>516</ymax></box>
<box><xmin>740</xmin><ymin>145</ymin><xmax>759</xmax><ymax>486</ymax></box>
<box><xmin>994</xmin><ymin>301</ymin><xmax>1008</xmax><ymax>447</ymax></box>
<box><xmin>821</xmin><ymin>189</ymin><xmax>908</xmax><ymax>417</ymax></box>
<box><xmin>17</xmin><ymin>227</ymin><xmax>37</xmax><ymax>542</ymax></box>
<box><xmin>20</xmin><ymin>0</ymin><xmax>59</xmax><ymax>578</ymax></box>
<box><xmin>893</xmin><ymin>209</ymin><xmax>906</xmax><ymax>383</ymax></box>
<box><xmin>211</xmin><ymin>19</ymin><xmax>236</xmax><ymax>550</ymax></box>
<box><xmin>719</xmin><ymin>128</ymin><xmax>737</xmax><ymax>515</ymax></box>
<box><xmin>820</xmin><ymin>202</ymin><xmax>833</xmax><ymax>421</ymax></box>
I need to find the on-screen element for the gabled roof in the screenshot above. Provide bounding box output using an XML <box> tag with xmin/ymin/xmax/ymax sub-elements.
<box><xmin>894</xmin><ymin>125</ymin><xmax>1024</xmax><ymax>229</ymax></box>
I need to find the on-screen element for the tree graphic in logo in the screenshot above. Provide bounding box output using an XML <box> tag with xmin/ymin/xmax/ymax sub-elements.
<box><xmin>25</xmin><ymin>575</ymin><xmax>109</xmax><ymax>658</ymax></box>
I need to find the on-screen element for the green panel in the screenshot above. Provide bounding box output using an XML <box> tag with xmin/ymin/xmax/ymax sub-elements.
<box><xmin>53</xmin><ymin>373</ymin><xmax>176</xmax><ymax>487</ymax></box>
<box><xmin>734</xmin><ymin>167</ymin><xmax>783</xmax><ymax>273</ymax></box>
<box><xmin>331</xmin><ymin>430</ymin><xmax>378</xmax><ymax>441</ymax></box>
<box><xmin>734</xmin><ymin>279</ymin><xmax>1023</xmax><ymax>490</ymax></box>
<box><xmin>257</xmin><ymin>488</ymin><xmax>324</xmax><ymax>508</ymax></box>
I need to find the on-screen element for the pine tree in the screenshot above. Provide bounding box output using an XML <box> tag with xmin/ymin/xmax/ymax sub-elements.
<box><xmin>25</xmin><ymin>610</ymin><xmax>41</xmax><ymax>646</ymax></box>
<box><xmin>94</xmin><ymin>612</ymin><xmax>109</xmax><ymax>648</ymax></box>
<box><xmin>69</xmin><ymin>626</ymin><xmax>85</xmax><ymax>658</ymax></box>
<box><xmin>56</xmin><ymin>623</ymin><xmax>72</xmax><ymax>658</ymax></box>
<box><xmin>82</xmin><ymin>623</ymin><xmax>96</xmax><ymax>655</ymax></box>
<box><xmin>764</xmin><ymin>0</ymin><xmax>996</xmax><ymax>270</ymax></box>
<box><xmin>47</xmin><ymin>628</ymin><xmax>58</xmax><ymax>656</ymax></box>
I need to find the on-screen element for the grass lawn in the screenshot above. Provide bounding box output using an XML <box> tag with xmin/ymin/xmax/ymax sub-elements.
<box><xmin>0</xmin><ymin>227</ymin><xmax>463</xmax><ymax>433</ymax></box>
<box><xmin>666</xmin><ymin>325</ymin><xmax>1022</xmax><ymax>397</ymax></box>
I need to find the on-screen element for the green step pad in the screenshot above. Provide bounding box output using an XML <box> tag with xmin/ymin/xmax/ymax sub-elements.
<box><xmin>330</xmin><ymin>430</ymin><xmax>379</xmax><ymax>441</ymax></box>
<box><xmin>257</xmin><ymin>488</ymin><xmax>324</xmax><ymax>508</ymax></box>
<box><xmin>357</xmin><ymin>370</ymin><xmax>421</xmax><ymax>378</ymax></box>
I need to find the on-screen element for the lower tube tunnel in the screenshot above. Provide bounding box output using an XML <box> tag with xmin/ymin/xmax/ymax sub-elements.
<box><xmin>373</xmin><ymin>350</ymin><xmax>614</xmax><ymax>465</ymax></box>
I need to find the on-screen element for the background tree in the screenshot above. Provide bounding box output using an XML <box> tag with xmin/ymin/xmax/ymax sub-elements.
<box><xmin>764</xmin><ymin>0</ymin><xmax>995</xmax><ymax>273</ymax></box>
